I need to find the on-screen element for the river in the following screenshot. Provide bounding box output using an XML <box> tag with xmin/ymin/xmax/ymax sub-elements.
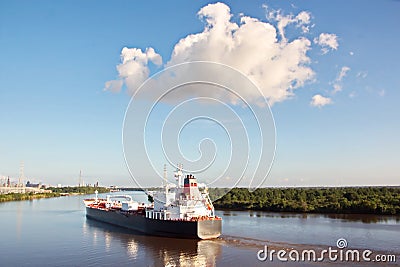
<box><xmin>0</xmin><ymin>192</ymin><xmax>399</xmax><ymax>266</ymax></box>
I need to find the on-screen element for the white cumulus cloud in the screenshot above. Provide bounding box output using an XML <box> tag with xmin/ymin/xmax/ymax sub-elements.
<box><xmin>314</xmin><ymin>33</ymin><xmax>339</xmax><ymax>54</ymax></box>
<box><xmin>338</xmin><ymin>66</ymin><xmax>350</xmax><ymax>81</ymax></box>
<box><xmin>104</xmin><ymin>80</ymin><xmax>123</xmax><ymax>93</ymax></box>
<box><xmin>310</xmin><ymin>94</ymin><xmax>332</xmax><ymax>107</ymax></box>
<box><xmin>356</xmin><ymin>71</ymin><xmax>368</xmax><ymax>79</ymax></box>
<box><xmin>105</xmin><ymin>2</ymin><xmax>339</xmax><ymax>106</ymax></box>
<box><xmin>163</xmin><ymin>3</ymin><xmax>314</xmax><ymax>105</ymax></box>
<box><xmin>104</xmin><ymin>47</ymin><xmax>162</xmax><ymax>94</ymax></box>
<box><xmin>332</xmin><ymin>66</ymin><xmax>350</xmax><ymax>93</ymax></box>
<box><xmin>266</xmin><ymin>8</ymin><xmax>312</xmax><ymax>42</ymax></box>
<box><xmin>333</xmin><ymin>83</ymin><xmax>342</xmax><ymax>93</ymax></box>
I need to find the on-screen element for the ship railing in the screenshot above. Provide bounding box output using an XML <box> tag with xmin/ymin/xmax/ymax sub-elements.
<box><xmin>145</xmin><ymin>209</ymin><xmax>222</xmax><ymax>221</ymax></box>
<box><xmin>145</xmin><ymin>210</ymin><xmax>170</xmax><ymax>220</ymax></box>
<box><xmin>106</xmin><ymin>195</ymin><xmax>133</xmax><ymax>202</ymax></box>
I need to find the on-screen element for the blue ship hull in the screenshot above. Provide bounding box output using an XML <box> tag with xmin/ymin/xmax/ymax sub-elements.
<box><xmin>86</xmin><ymin>207</ymin><xmax>222</xmax><ymax>239</ymax></box>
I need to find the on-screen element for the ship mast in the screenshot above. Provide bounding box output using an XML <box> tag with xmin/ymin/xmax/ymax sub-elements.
<box><xmin>174</xmin><ymin>164</ymin><xmax>183</xmax><ymax>188</ymax></box>
<box><xmin>163</xmin><ymin>164</ymin><xmax>168</xmax><ymax>194</ymax></box>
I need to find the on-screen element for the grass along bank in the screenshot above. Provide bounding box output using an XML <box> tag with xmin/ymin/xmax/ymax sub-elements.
<box><xmin>0</xmin><ymin>186</ymin><xmax>110</xmax><ymax>202</ymax></box>
<box><xmin>0</xmin><ymin>192</ymin><xmax>60</xmax><ymax>202</ymax></box>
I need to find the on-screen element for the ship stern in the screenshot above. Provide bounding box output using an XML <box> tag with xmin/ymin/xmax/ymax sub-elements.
<box><xmin>197</xmin><ymin>219</ymin><xmax>222</xmax><ymax>239</ymax></box>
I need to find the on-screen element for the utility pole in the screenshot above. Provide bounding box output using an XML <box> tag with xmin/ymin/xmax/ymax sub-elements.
<box><xmin>18</xmin><ymin>161</ymin><xmax>25</xmax><ymax>187</ymax></box>
<box><xmin>79</xmin><ymin>170</ymin><xmax>82</xmax><ymax>187</ymax></box>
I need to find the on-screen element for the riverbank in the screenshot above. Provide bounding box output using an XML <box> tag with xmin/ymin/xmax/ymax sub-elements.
<box><xmin>3</xmin><ymin>186</ymin><xmax>398</xmax><ymax>215</ymax></box>
<box><xmin>211</xmin><ymin>187</ymin><xmax>400</xmax><ymax>215</ymax></box>
<box><xmin>47</xmin><ymin>186</ymin><xmax>109</xmax><ymax>195</ymax></box>
<box><xmin>0</xmin><ymin>186</ymin><xmax>110</xmax><ymax>203</ymax></box>
<box><xmin>0</xmin><ymin>192</ymin><xmax>60</xmax><ymax>202</ymax></box>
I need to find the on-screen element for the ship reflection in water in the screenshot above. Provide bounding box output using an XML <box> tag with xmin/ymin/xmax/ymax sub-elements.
<box><xmin>84</xmin><ymin>219</ymin><xmax>222</xmax><ymax>266</ymax></box>
<box><xmin>1</xmin><ymin>194</ymin><xmax>399</xmax><ymax>266</ymax></box>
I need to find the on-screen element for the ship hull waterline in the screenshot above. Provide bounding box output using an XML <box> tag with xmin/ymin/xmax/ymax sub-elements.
<box><xmin>85</xmin><ymin>207</ymin><xmax>222</xmax><ymax>239</ymax></box>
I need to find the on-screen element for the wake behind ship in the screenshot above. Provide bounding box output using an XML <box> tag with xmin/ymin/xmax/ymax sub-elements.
<box><xmin>83</xmin><ymin>167</ymin><xmax>222</xmax><ymax>239</ymax></box>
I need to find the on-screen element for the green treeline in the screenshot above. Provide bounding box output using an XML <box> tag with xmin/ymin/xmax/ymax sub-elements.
<box><xmin>48</xmin><ymin>186</ymin><xmax>109</xmax><ymax>194</ymax></box>
<box><xmin>212</xmin><ymin>187</ymin><xmax>400</xmax><ymax>215</ymax></box>
<box><xmin>0</xmin><ymin>192</ymin><xmax>60</xmax><ymax>202</ymax></box>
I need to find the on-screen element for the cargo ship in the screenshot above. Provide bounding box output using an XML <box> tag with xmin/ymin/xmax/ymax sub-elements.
<box><xmin>83</xmin><ymin>166</ymin><xmax>222</xmax><ymax>239</ymax></box>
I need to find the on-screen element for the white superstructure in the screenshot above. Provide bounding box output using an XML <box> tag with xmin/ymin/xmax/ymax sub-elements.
<box><xmin>146</xmin><ymin>166</ymin><xmax>216</xmax><ymax>221</ymax></box>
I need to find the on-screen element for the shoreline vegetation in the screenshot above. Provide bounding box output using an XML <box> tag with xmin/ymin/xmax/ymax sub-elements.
<box><xmin>0</xmin><ymin>186</ymin><xmax>109</xmax><ymax>203</ymax></box>
<box><xmin>0</xmin><ymin>192</ymin><xmax>60</xmax><ymax>202</ymax></box>
<box><xmin>2</xmin><ymin>186</ymin><xmax>399</xmax><ymax>215</ymax></box>
<box><xmin>210</xmin><ymin>187</ymin><xmax>400</xmax><ymax>215</ymax></box>
<box><xmin>47</xmin><ymin>186</ymin><xmax>109</xmax><ymax>195</ymax></box>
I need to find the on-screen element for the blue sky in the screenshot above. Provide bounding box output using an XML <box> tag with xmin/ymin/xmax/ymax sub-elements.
<box><xmin>0</xmin><ymin>0</ymin><xmax>399</xmax><ymax>187</ymax></box>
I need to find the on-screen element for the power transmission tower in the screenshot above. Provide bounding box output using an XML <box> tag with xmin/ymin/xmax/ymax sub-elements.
<box><xmin>18</xmin><ymin>161</ymin><xmax>25</xmax><ymax>187</ymax></box>
<box><xmin>79</xmin><ymin>170</ymin><xmax>82</xmax><ymax>187</ymax></box>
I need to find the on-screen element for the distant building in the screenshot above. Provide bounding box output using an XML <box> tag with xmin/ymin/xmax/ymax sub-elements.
<box><xmin>26</xmin><ymin>181</ymin><xmax>41</xmax><ymax>188</ymax></box>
